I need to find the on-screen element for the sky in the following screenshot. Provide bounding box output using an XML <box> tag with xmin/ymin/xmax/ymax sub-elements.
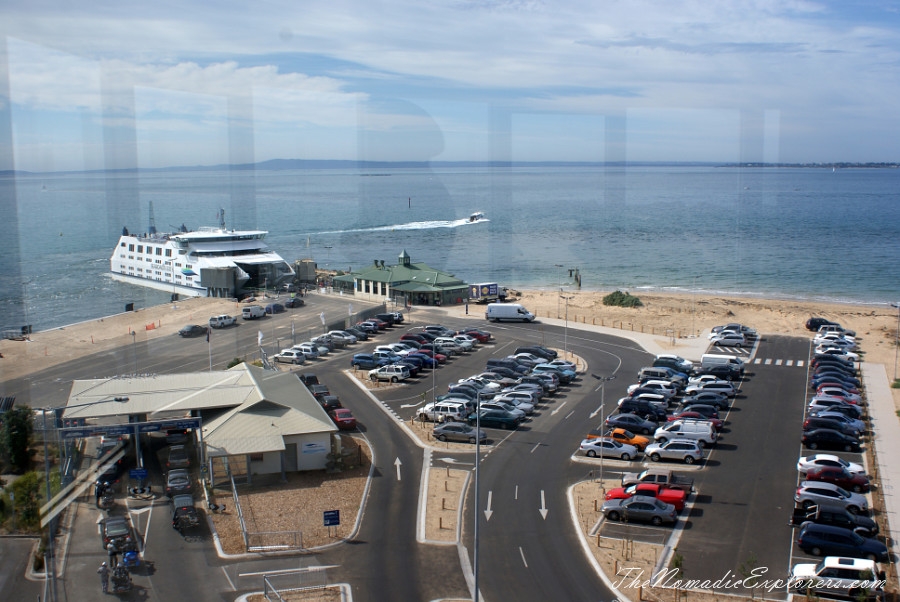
<box><xmin>1</xmin><ymin>1</ymin><xmax>899</xmax><ymax>171</ymax></box>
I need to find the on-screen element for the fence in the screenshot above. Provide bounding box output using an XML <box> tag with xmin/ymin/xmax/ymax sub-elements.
<box><xmin>537</xmin><ymin>310</ymin><xmax>694</xmax><ymax>339</ymax></box>
<box><xmin>247</xmin><ymin>530</ymin><xmax>304</xmax><ymax>552</ymax></box>
<box><xmin>262</xmin><ymin>568</ymin><xmax>330</xmax><ymax>601</ymax></box>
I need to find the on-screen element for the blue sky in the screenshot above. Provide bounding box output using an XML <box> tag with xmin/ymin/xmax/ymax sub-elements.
<box><xmin>2</xmin><ymin>1</ymin><xmax>899</xmax><ymax>171</ymax></box>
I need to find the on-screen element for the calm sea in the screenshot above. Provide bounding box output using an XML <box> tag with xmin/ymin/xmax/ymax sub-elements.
<box><xmin>2</xmin><ymin>165</ymin><xmax>899</xmax><ymax>332</ymax></box>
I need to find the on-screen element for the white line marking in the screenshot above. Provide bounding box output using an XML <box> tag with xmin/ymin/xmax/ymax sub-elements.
<box><xmin>551</xmin><ymin>401</ymin><xmax>568</xmax><ymax>415</ymax></box>
<box><xmin>775</xmin><ymin>359</ymin><xmax>783</xmax><ymax>366</ymax></box>
<box><xmin>519</xmin><ymin>546</ymin><xmax>529</xmax><ymax>568</ymax></box>
<box><xmin>530</xmin><ymin>443</ymin><xmax>541</xmax><ymax>454</ymax></box>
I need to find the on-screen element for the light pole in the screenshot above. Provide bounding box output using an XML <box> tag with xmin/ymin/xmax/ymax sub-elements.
<box><xmin>554</xmin><ymin>264</ymin><xmax>563</xmax><ymax>318</ymax></box>
<box><xmin>892</xmin><ymin>302</ymin><xmax>900</xmax><ymax>382</ymax></box>
<box><xmin>474</xmin><ymin>390</ymin><xmax>482</xmax><ymax>602</ymax></box>
<box><xmin>591</xmin><ymin>374</ymin><xmax>615</xmax><ymax>495</ymax></box>
<box><xmin>561</xmin><ymin>294</ymin><xmax>574</xmax><ymax>359</ymax></box>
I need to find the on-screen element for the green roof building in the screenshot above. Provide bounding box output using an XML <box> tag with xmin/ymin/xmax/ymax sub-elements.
<box><xmin>333</xmin><ymin>250</ymin><xmax>469</xmax><ymax>307</ymax></box>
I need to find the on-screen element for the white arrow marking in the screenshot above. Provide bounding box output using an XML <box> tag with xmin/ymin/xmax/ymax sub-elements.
<box><xmin>484</xmin><ymin>490</ymin><xmax>494</xmax><ymax>521</ymax></box>
<box><xmin>539</xmin><ymin>490</ymin><xmax>549</xmax><ymax>519</ymax></box>
<box><xmin>589</xmin><ymin>404</ymin><xmax>604</xmax><ymax>419</ymax></box>
<box><xmin>394</xmin><ymin>457</ymin><xmax>402</xmax><ymax>480</ymax></box>
<box><xmin>550</xmin><ymin>401</ymin><xmax>567</xmax><ymax>416</ymax></box>
<box><xmin>438</xmin><ymin>457</ymin><xmax>474</xmax><ymax>466</ymax></box>
<box><xmin>400</xmin><ymin>400</ymin><xmax>425</xmax><ymax>409</ymax></box>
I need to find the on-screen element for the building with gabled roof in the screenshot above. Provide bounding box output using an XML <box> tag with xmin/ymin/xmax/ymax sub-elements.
<box><xmin>63</xmin><ymin>363</ymin><xmax>338</xmax><ymax>481</ymax></box>
<box><xmin>332</xmin><ymin>250</ymin><xmax>469</xmax><ymax>306</ymax></box>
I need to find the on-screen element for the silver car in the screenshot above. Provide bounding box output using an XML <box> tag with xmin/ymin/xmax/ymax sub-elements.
<box><xmin>601</xmin><ymin>495</ymin><xmax>678</xmax><ymax>526</ymax></box>
<box><xmin>710</xmin><ymin>332</ymin><xmax>746</xmax><ymax>347</ymax></box>
<box><xmin>794</xmin><ymin>480</ymin><xmax>868</xmax><ymax>515</ymax></box>
<box><xmin>433</xmin><ymin>422</ymin><xmax>486</xmax><ymax>444</ymax></box>
<box><xmin>644</xmin><ymin>439</ymin><xmax>703</xmax><ymax>464</ymax></box>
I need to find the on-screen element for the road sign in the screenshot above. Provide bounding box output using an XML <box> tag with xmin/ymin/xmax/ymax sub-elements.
<box><xmin>323</xmin><ymin>509</ymin><xmax>340</xmax><ymax>527</ymax></box>
<box><xmin>129</xmin><ymin>468</ymin><xmax>148</xmax><ymax>480</ymax></box>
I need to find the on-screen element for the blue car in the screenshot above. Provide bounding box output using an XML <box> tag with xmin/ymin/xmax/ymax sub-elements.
<box><xmin>796</xmin><ymin>523</ymin><xmax>889</xmax><ymax>562</ymax></box>
<box><xmin>533</xmin><ymin>363</ymin><xmax>575</xmax><ymax>384</ymax></box>
<box><xmin>350</xmin><ymin>353</ymin><xmax>390</xmax><ymax>370</ymax></box>
<box><xmin>408</xmin><ymin>352</ymin><xmax>438</xmax><ymax>368</ymax></box>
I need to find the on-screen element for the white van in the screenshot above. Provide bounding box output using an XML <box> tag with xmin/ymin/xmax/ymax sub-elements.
<box><xmin>485</xmin><ymin>303</ymin><xmax>534</xmax><ymax>322</ymax></box>
<box><xmin>654</xmin><ymin>419</ymin><xmax>717</xmax><ymax>447</ymax></box>
<box><xmin>700</xmin><ymin>353</ymin><xmax>745</xmax><ymax>374</ymax></box>
<box><xmin>242</xmin><ymin>305</ymin><xmax>266</xmax><ymax>320</ymax></box>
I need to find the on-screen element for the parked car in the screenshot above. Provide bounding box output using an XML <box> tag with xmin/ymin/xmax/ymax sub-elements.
<box><xmin>274</xmin><ymin>349</ymin><xmax>306</xmax><ymax>364</ymax></box>
<box><xmin>788</xmin><ymin>556</ymin><xmax>884</xmax><ymax>600</ymax></box>
<box><xmin>680</xmin><ymin>392</ymin><xmax>730</xmax><ymax>411</ymax></box>
<box><xmin>461</xmin><ymin>328</ymin><xmax>493</xmax><ymax>343</ymax></box>
<box><xmin>407</xmin><ymin>352</ymin><xmax>439</xmax><ymax>368</ymax></box>
<box><xmin>816</xmin><ymin>387</ymin><xmax>862</xmax><ymax>404</ymax></box>
<box><xmin>805</xmin><ymin>466</ymin><xmax>871</xmax><ymax>493</ymax></box>
<box><xmin>165</xmin><ymin>468</ymin><xmax>192</xmax><ymax>496</ymax></box>
<box><xmin>792</xmin><ymin>506</ymin><xmax>879</xmax><ymax>538</ymax></box>
<box><xmin>808</xmin><ymin>397</ymin><xmax>863</xmax><ymax>418</ymax></box>
<box><xmin>514</xmin><ymin>345</ymin><xmax>557</xmax><ymax>360</ymax></box>
<box><xmin>710</xmin><ymin>332</ymin><xmax>747</xmax><ymax>347</ymax></box>
<box><xmin>802</xmin><ymin>429</ymin><xmax>862</xmax><ymax>453</ymax></box>
<box><xmin>711</xmin><ymin>323</ymin><xmax>757</xmax><ymax>337</ymax></box>
<box><xmin>433</xmin><ymin>422</ymin><xmax>487</xmax><ymax>444</ymax></box>
<box><xmin>795</xmin><ymin>523</ymin><xmax>889</xmax><ymax>562</ymax></box>
<box><xmin>601</xmin><ymin>495</ymin><xmax>678</xmax><ymax>526</ymax></box>
<box><xmin>653</xmin><ymin>354</ymin><xmax>694</xmax><ymax>374</ymax></box>
<box><xmin>604</xmin><ymin>483</ymin><xmax>687</xmax><ymax>512</ymax></box>
<box><xmin>644</xmin><ymin>440</ymin><xmax>703</xmax><ymax>464</ymax></box>
<box><xmin>605</xmin><ymin>413</ymin><xmax>657</xmax><ymax>435</ymax></box>
<box><xmin>601</xmin><ymin>428</ymin><xmax>651</xmax><ymax>451</ymax></box>
<box><xmin>795</xmin><ymin>481</ymin><xmax>868</xmax><ymax>515</ymax></box>
<box><xmin>293</xmin><ymin>343</ymin><xmax>319</xmax><ymax>360</ymax></box>
<box><xmin>178</xmin><ymin>324</ymin><xmax>208</xmax><ymax>338</ymax></box>
<box><xmin>418</xmin><ymin>401</ymin><xmax>469</xmax><ymax>423</ymax></box>
<box><xmin>807</xmin><ymin>317</ymin><xmax>841</xmax><ymax>331</ymax></box>
<box><xmin>265</xmin><ymin>303</ymin><xmax>285</xmax><ymax>314</ymax></box>
<box><xmin>803</xmin><ymin>416</ymin><xmax>863</xmax><ymax>438</ymax></box>
<box><xmin>691</xmin><ymin>364</ymin><xmax>742</xmax><ymax>381</ymax></box>
<box><xmin>667</xmin><ymin>410</ymin><xmax>723</xmax><ymax>431</ymax></box>
<box><xmin>616</xmin><ymin>398</ymin><xmax>667</xmax><ymax>422</ymax></box>
<box><xmin>468</xmin><ymin>409</ymin><xmax>523</xmax><ymax>429</ymax></box>
<box><xmin>808</xmin><ymin>411</ymin><xmax>866</xmax><ymax>435</ymax></box>
<box><xmin>368</xmin><ymin>365</ymin><xmax>410</xmax><ymax>383</ymax></box>
<box><xmin>797</xmin><ymin>454</ymin><xmax>866</xmax><ymax>476</ymax></box>
<box><xmin>683</xmin><ymin>380</ymin><xmax>737</xmax><ymax>398</ymax></box>
<box><xmin>318</xmin><ymin>395</ymin><xmax>342</xmax><ymax>412</ymax></box>
<box><xmin>329</xmin><ymin>408</ymin><xmax>357</xmax><ymax>430</ymax></box>
<box><xmin>579</xmin><ymin>438</ymin><xmax>639</xmax><ymax>460</ymax></box>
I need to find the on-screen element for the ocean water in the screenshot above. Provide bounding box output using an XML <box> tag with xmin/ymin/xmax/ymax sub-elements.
<box><xmin>1</xmin><ymin>165</ymin><xmax>899</xmax><ymax>332</ymax></box>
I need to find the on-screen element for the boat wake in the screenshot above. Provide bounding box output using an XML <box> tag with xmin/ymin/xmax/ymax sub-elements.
<box><xmin>317</xmin><ymin>216</ymin><xmax>488</xmax><ymax>235</ymax></box>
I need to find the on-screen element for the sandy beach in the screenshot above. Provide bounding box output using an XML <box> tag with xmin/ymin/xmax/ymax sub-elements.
<box><xmin>2</xmin><ymin>289</ymin><xmax>898</xmax><ymax>405</ymax></box>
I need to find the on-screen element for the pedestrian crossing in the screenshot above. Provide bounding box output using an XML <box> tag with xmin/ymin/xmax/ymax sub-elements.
<box><xmin>751</xmin><ymin>357</ymin><xmax>805</xmax><ymax>367</ymax></box>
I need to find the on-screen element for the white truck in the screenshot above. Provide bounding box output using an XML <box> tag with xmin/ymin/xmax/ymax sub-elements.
<box><xmin>469</xmin><ymin>282</ymin><xmax>501</xmax><ymax>303</ymax></box>
<box><xmin>485</xmin><ymin>303</ymin><xmax>534</xmax><ymax>322</ymax></box>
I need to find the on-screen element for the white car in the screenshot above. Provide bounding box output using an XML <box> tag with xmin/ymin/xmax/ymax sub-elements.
<box><xmin>579</xmin><ymin>438</ymin><xmax>639</xmax><ymax>461</ymax></box>
<box><xmin>789</xmin><ymin>557</ymin><xmax>884</xmax><ymax>599</ymax></box>
<box><xmin>273</xmin><ymin>349</ymin><xmax>306</xmax><ymax>364</ymax></box>
<box><xmin>814</xmin><ymin>333</ymin><xmax>857</xmax><ymax>348</ymax></box>
<box><xmin>452</xmin><ymin>335</ymin><xmax>477</xmax><ymax>350</ymax></box>
<box><xmin>292</xmin><ymin>343</ymin><xmax>319</xmax><ymax>360</ymax></box>
<box><xmin>815</xmin><ymin>345</ymin><xmax>859</xmax><ymax>361</ymax></box>
<box><xmin>683</xmin><ymin>380</ymin><xmax>737</xmax><ymax>398</ymax></box>
<box><xmin>816</xmin><ymin>387</ymin><xmax>862</xmax><ymax>404</ymax></box>
<box><xmin>457</xmin><ymin>378</ymin><xmax>501</xmax><ymax>394</ymax></box>
<box><xmin>709</xmin><ymin>332</ymin><xmax>746</xmax><ymax>347</ymax></box>
<box><xmin>797</xmin><ymin>453</ymin><xmax>866</xmax><ymax>476</ymax></box>
<box><xmin>627</xmin><ymin>380</ymin><xmax>679</xmax><ymax>398</ymax></box>
<box><xmin>546</xmin><ymin>359</ymin><xmax>577</xmax><ymax>371</ymax></box>
<box><xmin>480</xmin><ymin>400</ymin><xmax>526</xmax><ymax>419</ymax></box>
<box><xmin>368</xmin><ymin>365</ymin><xmax>410</xmax><ymax>383</ymax></box>
<box><xmin>710</xmin><ymin>323</ymin><xmax>757</xmax><ymax>337</ymax></box>
<box><xmin>687</xmin><ymin>374</ymin><xmax>721</xmax><ymax>386</ymax></box>
<box><xmin>329</xmin><ymin>330</ymin><xmax>358</xmax><ymax>344</ymax></box>
<box><xmin>376</xmin><ymin>344</ymin><xmax>412</xmax><ymax>357</ymax></box>
<box><xmin>816</xmin><ymin>345</ymin><xmax>859</xmax><ymax>362</ymax></box>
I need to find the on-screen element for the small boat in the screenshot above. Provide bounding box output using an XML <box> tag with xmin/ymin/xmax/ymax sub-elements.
<box><xmin>468</xmin><ymin>212</ymin><xmax>486</xmax><ymax>223</ymax></box>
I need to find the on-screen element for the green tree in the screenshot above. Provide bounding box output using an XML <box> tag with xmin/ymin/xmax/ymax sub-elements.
<box><xmin>0</xmin><ymin>406</ymin><xmax>34</xmax><ymax>473</ymax></box>
<box><xmin>10</xmin><ymin>471</ymin><xmax>43</xmax><ymax>531</ymax></box>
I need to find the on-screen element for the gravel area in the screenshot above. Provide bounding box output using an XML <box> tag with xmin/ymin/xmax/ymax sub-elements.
<box><xmin>210</xmin><ymin>435</ymin><xmax>371</xmax><ymax>554</ymax></box>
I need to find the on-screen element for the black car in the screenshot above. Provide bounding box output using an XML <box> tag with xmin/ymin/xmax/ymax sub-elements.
<box><xmin>680</xmin><ymin>392</ymin><xmax>729</xmax><ymax>411</ymax></box>
<box><xmin>803</xmin><ymin>416</ymin><xmax>862</xmax><ymax>438</ymax></box>
<box><xmin>178</xmin><ymin>324</ymin><xmax>208</xmax><ymax>338</ymax></box>
<box><xmin>488</xmin><ymin>366</ymin><xmax>523</xmax><ymax>380</ymax></box>
<box><xmin>617</xmin><ymin>398</ymin><xmax>666</xmax><ymax>422</ymax></box>
<box><xmin>793</xmin><ymin>504</ymin><xmax>878</xmax><ymax>538</ymax></box>
<box><xmin>514</xmin><ymin>345</ymin><xmax>557</xmax><ymax>360</ymax></box>
<box><xmin>284</xmin><ymin>297</ymin><xmax>305</xmax><ymax>308</ymax></box>
<box><xmin>308</xmin><ymin>383</ymin><xmax>329</xmax><ymax>398</ymax></box>
<box><xmin>692</xmin><ymin>364</ymin><xmax>742</xmax><ymax>381</ymax></box>
<box><xmin>298</xmin><ymin>373</ymin><xmax>319</xmax><ymax>386</ymax></box>
<box><xmin>802</xmin><ymin>428</ymin><xmax>861</xmax><ymax>452</ymax></box>
<box><xmin>796</xmin><ymin>522</ymin><xmax>889</xmax><ymax>562</ymax></box>
<box><xmin>653</xmin><ymin>358</ymin><xmax>694</xmax><ymax>376</ymax></box>
<box><xmin>374</xmin><ymin>313</ymin><xmax>397</xmax><ymax>326</ymax></box>
<box><xmin>345</xmin><ymin>326</ymin><xmax>369</xmax><ymax>341</ymax></box>
<box><xmin>675</xmin><ymin>403</ymin><xmax>720</xmax><ymax>420</ymax></box>
<box><xmin>319</xmin><ymin>395</ymin><xmax>342</xmax><ymax>411</ymax></box>
<box><xmin>806</xmin><ymin>317</ymin><xmax>840</xmax><ymax>332</ymax></box>
<box><xmin>265</xmin><ymin>303</ymin><xmax>285</xmax><ymax>314</ymax></box>
<box><xmin>468</xmin><ymin>409</ymin><xmax>522</xmax><ymax>429</ymax></box>
<box><xmin>604</xmin><ymin>412</ymin><xmax>657</xmax><ymax>435</ymax></box>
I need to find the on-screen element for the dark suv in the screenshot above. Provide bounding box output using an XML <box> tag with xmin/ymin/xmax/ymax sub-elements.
<box><xmin>806</xmin><ymin>317</ymin><xmax>840</xmax><ymax>331</ymax></box>
<box><xmin>617</xmin><ymin>398</ymin><xmax>666</xmax><ymax>422</ymax></box>
<box><xmin>514</xmin><ymin>346</ymin><xmax>557</xmax><ymax>360</ymax></box>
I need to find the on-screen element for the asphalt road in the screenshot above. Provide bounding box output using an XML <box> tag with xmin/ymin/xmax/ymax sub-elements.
<box><xmin>4</xmin><ymin>304</ymin><xmax>825</xmax><ymax>601</ymax></box>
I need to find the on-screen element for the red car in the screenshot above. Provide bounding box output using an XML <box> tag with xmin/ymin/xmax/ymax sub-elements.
<box><xmin>667</xmin><ymin>411</ymin><xmax>724</xmax><ymax>431</ymax></box>
<box><xmin>329</xmin><ymin>408</ymin><xmax>357</xmax><ymax>430</ymax></box>
<box><xmin>400</xmin><ymin>333</ymin><xmax>429</xmax><ymax>344</ymax></box>
<box><xmin>412</xmin><ymin>349</ymin><xmax>447</xmax><ymax>364</ymax></box>
<box><xmin>604</xmin><ymin>483</ymin><xmax>687</xmax><ymax>512</ymax></box>
<box><xmin>459</xmin><ymin>328</ymin><xmax>492</xmax><ymax>343</ymax></box>
<box><xmin>805</xmin><ymin>466</ymin><xmax>870</xmax><ymax>493</ymax></box>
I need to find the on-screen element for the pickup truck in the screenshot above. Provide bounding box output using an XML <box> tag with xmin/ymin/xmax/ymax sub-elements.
<box><xmin>604</xmin><ymin>482</ymin><xmax>688</xmax><ymax>511</ymax></box>
<box><xmin>620</xmin><ymin>468</ymin><xmax>695</xmax><ymax>492</ymax></box>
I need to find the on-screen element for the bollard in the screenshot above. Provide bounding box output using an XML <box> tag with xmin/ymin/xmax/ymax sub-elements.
<box><xmin>442</xmin><ymin>498</ymin><xmax>446</xmax><ymax>510</ymax></box>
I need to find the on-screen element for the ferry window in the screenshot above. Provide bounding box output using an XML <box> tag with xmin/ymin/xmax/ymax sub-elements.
<box><xmin>365</xmin><ymin>282</ymin><xmax>370</xmax><ymax>293</ymax></box>
<box><xmin>120</xmin><ymin>242</ymin><xmax>125</xmax><ymax>248</ymax></box>
<box><xmin>381</xmin><ymin>283</ymin><xmax>386</xmax><ymax>295</ymax></box>
<box><xmin>128</xmin><ymin>244</ymin><xmax>134</xmax><ymax>252</ymax></box>
<box><xmin>137</xmin><ymin>245</ymin><xmax>143</xmax><ymax>253</ymax></box>
<box><xmin>165</xmin><ymin>249</ymin><xmax>172</xmax><ymax>257</ymax></box>
<box><xmin>155</xmin><ymin>248</ymin><xmax>162</xmax><ymax>256</ymax></box>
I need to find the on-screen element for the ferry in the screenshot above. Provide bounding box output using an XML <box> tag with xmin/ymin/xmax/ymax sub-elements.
<box><xmin>110</xmin><ymin>207</ymin><xmax>294</xmax><ymax>298</ymax></box>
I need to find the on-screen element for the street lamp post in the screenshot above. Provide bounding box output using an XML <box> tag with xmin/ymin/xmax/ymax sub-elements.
<box><xmin>591</xmin><ymin>374</ymin><xmax>615</xmax><ymax>495</ymax></box>
<box><xmin>474</xmin><ymin>390</ymin><xmax>482</xmax><ymax>602</ymax></box>
<box><xmin>554</xmin><ymin>264</ymin><xmax>564</xmax><ymax>318</ymax></box>
<box><xmin>561</xmin><ymin>294</ymin><xmax>574</xmax><ymax>359</ymax></box>
<box><xmin>892</xmin><ymin>302</ymin><xmax>900</xmax><ymax>382</ymax></box>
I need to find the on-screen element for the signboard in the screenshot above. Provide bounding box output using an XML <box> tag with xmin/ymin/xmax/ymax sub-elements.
<box><xmin>59</xmin><ymin>417</ymin><xmax>202</xmax><ymax>439</ymax></box>
<box><xmin>323</xmin><ymin>509</ymin><xmax>340</xmax><ymax>527</ymax></box>
<box><xmin>129</xmin><ymin>468</ymin><xmax>148</xmax><ymax>480</ymax></box>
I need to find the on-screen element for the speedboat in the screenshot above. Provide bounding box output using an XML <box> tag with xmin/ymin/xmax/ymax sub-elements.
<box><xmin>468</xmin><ymin>211</ymin><xmax>486</xmax><ymax>223</ymax></box>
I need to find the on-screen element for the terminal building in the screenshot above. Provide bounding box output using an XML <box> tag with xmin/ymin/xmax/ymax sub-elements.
<box><xmin>332</xmin><ymin>250</ymin><xmax>469</xmax><ymax>307</ymax></box>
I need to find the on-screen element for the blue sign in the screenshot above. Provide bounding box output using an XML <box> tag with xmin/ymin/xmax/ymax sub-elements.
<box><xmin>129</xmin><ymin>468</ymin><xmax>148</xmax><ymax>480</ymax></box>
<box><xmin>323</xmin><ymin>510</ymin><xmax>340</xmax><ymax>527</ymax></box>
<box><xmin>139</xmin><ymin>423</ymin><xmax>161</xmax><ymax>432</ymax></box>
